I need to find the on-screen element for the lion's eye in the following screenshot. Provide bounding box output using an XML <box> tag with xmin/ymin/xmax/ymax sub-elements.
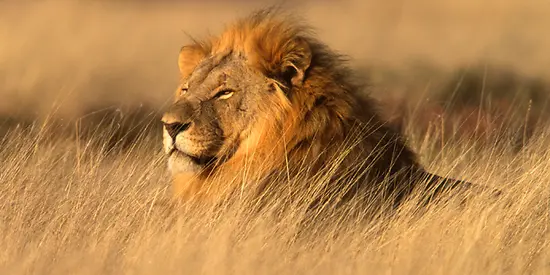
<box><xmin>214</xmin><ymin>89</ymin><xmax>234</xmax><ymax>100</ymax></box>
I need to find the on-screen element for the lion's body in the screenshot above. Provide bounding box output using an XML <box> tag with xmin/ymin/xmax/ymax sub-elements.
<box><xmin>161</xmin><ymin>10</ymin><xmax>473</xmax><ymax>207</ymax></box>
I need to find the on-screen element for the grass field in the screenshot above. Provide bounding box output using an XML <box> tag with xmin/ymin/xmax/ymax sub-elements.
<box><xmin>1</xmin><ymin>1</ymin><xmax>550</xmax><ymax>274</ymax></box>
<box><xmin>0</xmin><ymin>114</ymin><xmax>548</xmax><ymax>274</ymax></box>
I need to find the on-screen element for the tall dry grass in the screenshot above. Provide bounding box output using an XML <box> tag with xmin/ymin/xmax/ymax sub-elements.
<box><xmin>1</xmin><ymin>0</ymin><xmax>549</xmax><ymax>274</ymax></box>
<box><xmin>0</xmin><ymin>110</ymin><xmax>548</xmax><ymax>274</ymax></box>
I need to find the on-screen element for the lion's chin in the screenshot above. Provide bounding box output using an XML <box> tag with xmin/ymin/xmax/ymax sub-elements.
<box><xmin>167</xmin><ymin>150</ymin><xmax>216</xmax><ymax>175</ymax></box>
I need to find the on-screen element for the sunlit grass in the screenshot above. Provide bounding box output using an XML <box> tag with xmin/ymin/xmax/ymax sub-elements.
<box><xmin>0</xmin><ymin>115</ymin><xmax>547</xmax><ymax>274</ymax></box>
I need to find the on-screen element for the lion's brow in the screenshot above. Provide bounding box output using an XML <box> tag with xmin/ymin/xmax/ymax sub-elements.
<box><xmin>190</xmin><ymin>53</ymin><xmax>232</xmax><ymax>87</ymax></box>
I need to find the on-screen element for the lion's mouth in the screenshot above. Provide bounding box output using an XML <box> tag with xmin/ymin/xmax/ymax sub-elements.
<box><xmin>168</xmin><ymin>149</ymin><xmax>217</xmax><ymax>166</ymax></box>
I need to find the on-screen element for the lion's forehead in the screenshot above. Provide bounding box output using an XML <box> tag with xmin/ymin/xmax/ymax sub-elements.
<box><xmin>188</xmin><ymin>56</ymin><xmax>256</xmax><ymax>92</ymax></box>
<box><xmin>188</xmin><ymin>57</ymin><xmax>217</xmax><ymax>86</ymax></box>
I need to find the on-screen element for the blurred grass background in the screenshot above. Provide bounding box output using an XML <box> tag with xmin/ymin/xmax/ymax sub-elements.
<box><xmin>0</xmin><ymin>0</ymin><xmax>550</xmax><ymax>123</ymax></box>
<box><xmin>1</xmin><ymin>0</ymin><xmax>549</xmax><ymax>149</ymax></box>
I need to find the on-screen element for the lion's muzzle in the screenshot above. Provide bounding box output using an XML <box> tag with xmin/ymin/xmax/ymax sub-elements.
<box><xmin>161</xmin><ymin>104</ymin><xmax>224</xmax><ymax>176</ymax></box>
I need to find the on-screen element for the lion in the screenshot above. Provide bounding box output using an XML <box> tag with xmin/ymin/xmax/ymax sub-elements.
<box><xmin>161</xmin><ymin>10</ymin><xmax>482</xmax><ymax>208</ymax></box>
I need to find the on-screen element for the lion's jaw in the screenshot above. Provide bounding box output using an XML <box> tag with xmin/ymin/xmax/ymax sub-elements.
<box><xmin>163</xmin><ymin>116</ymin><xmax>282</xmax><ymax>178</ymax></box>
<box><xmin>163</xmin><ymin>128</ymin><xmax>212</xmax><ymax>175</ymax></box>
<box><xmin>163</xmin><ymin>121</ymin><xmax>234</xmax><ymax>176</ymax></box>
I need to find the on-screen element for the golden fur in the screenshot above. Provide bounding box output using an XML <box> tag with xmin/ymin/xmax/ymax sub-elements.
<box><xmin>162</xmin><ymin>10</ymin><xmax>476</xmax><ymax>206</ymax></box>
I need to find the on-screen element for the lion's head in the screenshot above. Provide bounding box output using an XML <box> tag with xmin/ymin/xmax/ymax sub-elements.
<box><xmin>161</xmin><ymin>10</ymin><xmax>444</xmax><ymax>203</ymax></box>
<box><xmin>161</xmin><ymin>34</ymin><xmax>301</xmax><ymax>177</ymax></box>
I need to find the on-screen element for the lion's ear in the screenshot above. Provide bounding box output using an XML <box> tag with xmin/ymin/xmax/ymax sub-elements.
<box><xmin>178</xmin><ymin>45</ymin><xmax>206</xmax><ymax>78</ymax></box>
<box><xmin>281</xmin><ymin>38</ymin><xmax>312</xmax><ymax>87</ymax></box>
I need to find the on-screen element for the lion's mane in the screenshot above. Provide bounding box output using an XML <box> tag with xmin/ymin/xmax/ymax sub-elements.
<box><xmin>169</xmin><ymin>10</ymin><xmax>463</xmax><ymax>206</ymax></box>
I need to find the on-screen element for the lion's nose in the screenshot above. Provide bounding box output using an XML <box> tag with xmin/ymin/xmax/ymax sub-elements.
<box><xmin>164</xmin><ymin>122</ymin><xmax>191</xmax><ymax>140</ymax></box>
